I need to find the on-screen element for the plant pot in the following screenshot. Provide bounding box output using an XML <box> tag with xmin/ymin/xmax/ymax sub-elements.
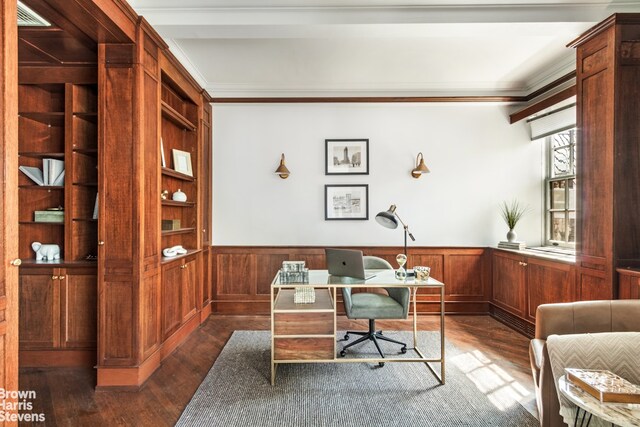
<box><xmin>507</xmin><ymin>229</ymin><xmax>517</xmax><ymax>243</ymax></box>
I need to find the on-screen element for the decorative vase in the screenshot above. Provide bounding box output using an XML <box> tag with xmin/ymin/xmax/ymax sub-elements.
<box><xmin>172</xmin><ymin>188</ymin><xmax>187</xmax><ymax>202</ymax></box>
<box><xmin>507</xmin><ymin>229</ymin><xmax>517</xmax><ymax>243</ymax></box>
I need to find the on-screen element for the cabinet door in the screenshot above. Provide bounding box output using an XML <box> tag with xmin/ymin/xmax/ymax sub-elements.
<box><xmin>492</xmin><ymin>252</ymin><xmax>526</xmax><ymax>317</ymax></box>
<box><xmin>619</xmin><ymin>272</ymin><xmax>640</xmax><ymax>299</ymax></box>
<box><xmin>61</xmin><ymin>269</ymin><xmax>97</xmax><ymax>349</ymax></box>
<box><xmin>162</xmin><ymin>262</ymin><xmax>182</xmax><ymax>340</ymax></box>
<box><xmin>19</xmin><ymin>269</ymin><xmax>59</xmax><ymax>349</ymax></box>
<box><xmin>182</xmin><ymin>258</ymin><xmax>198</xmax><ymax>322</ymax></box>
<box><xmin>526</xmin><ymin>259</ymin><xmax>576</xmax><ymax>322</ymax></box>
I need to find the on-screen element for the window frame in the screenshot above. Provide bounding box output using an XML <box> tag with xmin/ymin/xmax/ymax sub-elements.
<box><xmin>545</xmin><ymin>129</ymin><xmax>577</xmax><ymax>249</ymax></box>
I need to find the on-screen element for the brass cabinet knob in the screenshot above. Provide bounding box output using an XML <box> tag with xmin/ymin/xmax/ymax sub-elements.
<box><xmin>98</xmin><ymin>241</ymin><xmax>105</xmax><ymax>246</ymax></box>
<box><xmin>59</xmin><ymin>275</ymin><xmax>66</xmax><ymax>280</ymax></box>
<box><xmin>10</xmin><ymin>258</ymin><xmax>21</xmax><ymax>267</ymax></box>
<box><xmin>52</xmin><ymin>276</ymin><xmax>59</xmax><ymax>280</ymax></box>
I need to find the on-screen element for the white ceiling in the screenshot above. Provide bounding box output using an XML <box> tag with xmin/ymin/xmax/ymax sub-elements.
<box><xmin>128</xmin><ymin>0</ymin><xmax>640</xmax><ymax>97</ymax></box>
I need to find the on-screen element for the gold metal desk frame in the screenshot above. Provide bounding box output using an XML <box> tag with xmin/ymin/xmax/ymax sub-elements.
<box><xmin>270</xmin><ymin>269</ymin><xmax>445</xmax><ymax>386</ymax></box>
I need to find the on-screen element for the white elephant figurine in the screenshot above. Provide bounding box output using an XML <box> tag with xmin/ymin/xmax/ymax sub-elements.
<box><xmin>32</xmin><ymin>242</ymin><xmax>60</xmax><ymax>261</ymax></box>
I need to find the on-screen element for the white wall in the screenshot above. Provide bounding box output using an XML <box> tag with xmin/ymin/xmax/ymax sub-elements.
<box><xmin>212</xmin><ymin>103</ymin><xmax>544</xmax><ymax>247</ymax></box>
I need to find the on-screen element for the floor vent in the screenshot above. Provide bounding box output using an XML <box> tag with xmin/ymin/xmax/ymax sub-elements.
<box><xmin>18</xmin><ymin>1</ymin><xmax>51</xmax><ymax>27</ymax></box>
<box><xmin>489</xmin><ymin>305</ymin><xmax>535</xmax><ymax>338</ymax></box>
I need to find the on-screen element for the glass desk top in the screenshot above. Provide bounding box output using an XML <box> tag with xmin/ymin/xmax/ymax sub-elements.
<box><xmin>272</xmin><ymin>269</ymin><xmax>444</xmax><ymax>288</ymax></box>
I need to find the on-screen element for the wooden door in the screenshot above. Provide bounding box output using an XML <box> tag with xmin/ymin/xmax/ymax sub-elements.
<box><xmin>162</xmin><ymin>262</ymin><xmax>182</xmax><ymax>339</ymax></box>
<box><xmin>19</xmin><ymin>269</ymin><xmax>59</xmax><ymax>349</ymax></box>
<box><xmin>61</xmin><ymin>268</ymin><xmax>97</xmax><ymax>348</ymax></box>
<box><xmin>492</xmin><ymin>251</ymin><xmax>526</xmax><ymax>317</ymax></box>
<box><xmin>0</xmin><ymin>0</ymin><xmax>19</xmax><ymax>420</ymax></box>
<box><xmin>182</xmin><ymin>258</ymin><xmax>197</xmax><ymax>322</ymax></box>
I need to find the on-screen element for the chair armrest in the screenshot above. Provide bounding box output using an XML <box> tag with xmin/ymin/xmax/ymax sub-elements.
<box><xmin>529</xmin><ymin>338</ymin><xmax>546</xmax><ymax>385</ymax></box>
<box><xmin>341</xmin><ymin>288</ymin><xmax>353</xmax><ymax>317</ymax></box>
<box><xmin>386</xmin><ymin>288</ymin><xmax>410</xmax><ymax>319</ymax></box>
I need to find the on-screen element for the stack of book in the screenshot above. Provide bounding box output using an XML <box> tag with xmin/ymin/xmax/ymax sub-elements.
<box><xmin>19</xmin><ymin>158</ymin><xmax>65</xmax><ymax>186</ymax></box>
<box><xmin>498</xmin><ymin>241</ymin><xmax>526</xmax><ymax>250</ymax></box>
<box><xmin>566</xmin><ymin>368</ymin><xmax>640</xmax><ymax>403</ymax></box>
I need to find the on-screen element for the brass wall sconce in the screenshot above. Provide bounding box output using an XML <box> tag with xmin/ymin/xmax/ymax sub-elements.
<box><xmin>411</xmin><ymin>152</ymin><xmax>430</xmax><ymax>178</ymax></box>
<box><xmin>275</xmin><ymin>153</ymin><xmax>290</xmax><ymax>179</ymax></box>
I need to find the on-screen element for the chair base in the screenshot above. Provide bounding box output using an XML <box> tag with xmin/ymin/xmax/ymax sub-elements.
<box><xmin>340</xmin><ymin>319</ymin><xmax>407</xmax><ymax>366</ymax></box>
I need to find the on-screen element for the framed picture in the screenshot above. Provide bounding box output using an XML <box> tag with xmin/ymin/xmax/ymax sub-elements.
<box><xmin>172</xmin><ymin>149</ymin><xmax>193</xmax><ymax>177</ymax></box>
<box><xmin>325</xmin><ymin>139</ymin><xmax>369</xmax><ymax>175</ymax></box>
<box><xmin>160</xmin><ymin>138</ymin><xmax>166</xmax><ymax>168</ymax></box>
<box><xmin>325</xmin><ymin>184</ymin><xmax>369</xmax><ymax>220</ymax></box>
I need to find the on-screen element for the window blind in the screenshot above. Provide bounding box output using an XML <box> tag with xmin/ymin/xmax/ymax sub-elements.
<box><xmin>528</xmin><ymin>104</ymin><xmax>576</xmax><ymax>141</ymax></box>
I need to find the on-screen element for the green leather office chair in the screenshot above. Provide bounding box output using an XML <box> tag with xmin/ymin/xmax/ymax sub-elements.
<box><xmin>340</xmin><ymin>256</ymin><xmax>410</xmax><ymax>366</ymax></box>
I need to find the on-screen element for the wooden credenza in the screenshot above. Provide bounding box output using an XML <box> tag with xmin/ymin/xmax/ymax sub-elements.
<box><xmin>491</xmin><ymin>249</ymin><xmax>576</xmax><ymax>337</ymax></box>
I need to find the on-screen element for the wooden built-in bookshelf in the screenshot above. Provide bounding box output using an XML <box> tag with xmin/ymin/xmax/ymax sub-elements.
<box><xmin>18</xmin><ymin>83</ymin><xmax>98</xmax><ymax>264</ymax></box>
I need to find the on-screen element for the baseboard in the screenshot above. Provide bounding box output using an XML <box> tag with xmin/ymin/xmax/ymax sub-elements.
<box><xmin>489</xmin><ymin>304</ymin><xmax>535</xmax><ymax>338</ymax></box>
<box><xmin>97</xmin><ymin>309</ymin><xmax>205</xmax><ymax>389</ymax></box>
<box><xmin>20</xmin><ymin>349</ymin><xmax>96</xmax><ymax>368</ymax></box>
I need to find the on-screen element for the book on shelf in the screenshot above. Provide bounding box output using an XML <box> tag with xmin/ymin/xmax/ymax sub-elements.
<box><xmin>19</xmin><ymin>166</ymin><xmax>44</xmax><ymax>186</ymax></box>
<box><xmin>19</xmin><ymin>159</ymin><xmax>65</xmax><ymax>186</ymax></box>
<box><xmin>44</xmin><ymin>158</ymin><xmax>64</xmax><ymax>186</ymax></box>
<box><xmin>498</xmin><ymin>241</ymin><xmax>526</xmax><ymax>250</ymax></box>
<box><xmin>566</xmin><ymin>368</ymin><xmax>640</xmax><ymax>404</ymax></box>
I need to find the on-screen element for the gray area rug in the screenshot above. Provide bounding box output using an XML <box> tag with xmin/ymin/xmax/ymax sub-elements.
<box><xmin>177</xmin><ymin>331</ymin><xmax>537</xmax><ymax>426</ymax></box>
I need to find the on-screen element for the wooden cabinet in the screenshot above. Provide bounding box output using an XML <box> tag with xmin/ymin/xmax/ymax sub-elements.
<box><xmin>618</xmin><ymin>268</ymin><xmax>640</xmax><ymax>299</ymax></box>
<box><xmin>17</xmin><ymin>72</ymin><xmax>99</xmax><ymax>367</ymax></box>
<box><xmin>492</xmin><ymin>251</ymin><xmax>526</xmax><ymax>318</ymax></box>
<box><xmin>19</xmin><ymin>266</ymin><xmax>96</xmax><ymax>366</ymax></box>
<box><xmin>491</xmin><ymin>249</ymin><xmax>577</xmax><ymax>336</ymax></box>
<box><xmin>525</xmin><ymin>258</ymin><xmax>576</xmax><ymax>322</ymax></box>
<box><xmin>162</xmin><ymin>255</ymin><xmax>199</xmax><ymax>340</ymax></box>
<box><xmin>569</xmin><ymin>15</ymin><xmax>640</xmax><ymax>299</ymax></box>
<box><xmin>161</xmin><ymin>262</ymin><xmax>182</xmax><ymax>340</ymax></box>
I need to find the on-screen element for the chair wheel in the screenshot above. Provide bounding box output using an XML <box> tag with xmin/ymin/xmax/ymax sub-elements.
<box><xmin>378</xmin><ymin>362</ymin><xmax>385</xmax><ymax>367</ymax></box>
<box><xmin>340</xmin><ymin>350</ymin><xmax>346</xmax><ymax>357</ymax></box>
<box><xmin>344</xmin><ymin>334</ymin><xmax>349</xmax><ymax>341</ymax></box>
<box><xmin>400</xmin><ymin>346</ymin><xmax>407</xmax><ymax>354</ymax></box>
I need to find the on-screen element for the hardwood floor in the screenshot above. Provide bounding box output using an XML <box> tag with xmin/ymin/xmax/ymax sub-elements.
<box><xmin>18</xmin><ymin>315</ymin><xmax>537</xmax><ymax>426</ymax></box>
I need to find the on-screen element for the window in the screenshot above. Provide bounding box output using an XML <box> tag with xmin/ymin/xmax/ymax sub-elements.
<box><xmin>546</xmin><ymin>129</ymin><xmax>576</xmax><ymax>247</ymax></box>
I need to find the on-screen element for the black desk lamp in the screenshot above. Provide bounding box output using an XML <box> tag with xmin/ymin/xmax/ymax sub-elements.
<box><xmin>375</xmin><ymin>204</ymin><xmax>415</xmax><ymax>256</ymax></box>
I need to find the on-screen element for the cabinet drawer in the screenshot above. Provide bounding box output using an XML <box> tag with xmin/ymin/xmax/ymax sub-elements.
<box><xmin>274</xmin><ymin>312</ymin><xmax>333</xmax><ymax>335</ymax></box>
<box><xmin>274</xmin><ymin>338</ymin><xmax>334</xmax><ymax>361</ymax></box>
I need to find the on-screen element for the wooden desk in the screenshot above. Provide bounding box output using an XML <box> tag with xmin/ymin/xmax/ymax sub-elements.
<box><xmin>270</xmin><ymin>269</ymin><xmax>445</xmax><ymax>386</ymax></box>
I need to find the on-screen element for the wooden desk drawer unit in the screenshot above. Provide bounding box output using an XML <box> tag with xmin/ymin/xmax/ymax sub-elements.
<box><xmin>274</xmin><ymin>312</ymin><xmax>333</xmax><ymax>335</ymax></box>
<box><xmin>274</xmin><ymin>338</ymin><xmax>334</xmax><ymax>360</ymax></box>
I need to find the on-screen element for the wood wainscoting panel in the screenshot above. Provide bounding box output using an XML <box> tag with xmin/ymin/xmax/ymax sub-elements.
<box><xmin>141</xmin><ymin>269</ymin><xmax>161</xmax><ymax>360</ymax></box>
<box><xmin>256</xmin><ymin>252</ymin><xmax>289</xmax><ymax>296</ymax></box>
<box><xmin>211</xmin><ymin>246</ymin><xmax>490</xmax><ymax>315</ymax></box>
<box><xmin>216</xmin><ymin>253</ymin><xmax>255</xmax><ymax>296</ymax></box>
<box><xmin>447</xmin><ymin>251</ymin><xmax>488</xmax><ymax>299</ymax></box>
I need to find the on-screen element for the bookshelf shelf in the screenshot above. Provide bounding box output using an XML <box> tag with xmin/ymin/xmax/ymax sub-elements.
<box><xmin>161</xmin><ymin>227</ymin><xmax>195</xmax><ymax>237</ymax></box>
<box><xmin>19</xmin><ymin>152</ymin><xmax>65</xmax><ymax>159</ymax></box>
<box><xmin>160</xmin><ymin>101</ymin><xmax>196</xmax><ymax>131</ymax></box>
<box><xmin>19</xmin><ymin>111</ymin><xmax>65</xmax><ymax>126</ymax></box>
<box><xmin>19</xmin><ymin>185</ymin><xmax>64</xmax><ymax>190</ymax></box>
<box><xmin>161</xmin><ymin>200</ymin><xmax>195</xmax><ymax>207</ymax></box>
<box><xmin>161</xmin><ymin>167</ymin><xmax>195</xmax><ymax>182</ymax></box>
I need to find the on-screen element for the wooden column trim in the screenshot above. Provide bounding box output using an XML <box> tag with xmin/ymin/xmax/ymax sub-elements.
<box><xmin>1</xmin><ymin>0</ymin><xmax>20</xmax><ymax>415</ymax></box>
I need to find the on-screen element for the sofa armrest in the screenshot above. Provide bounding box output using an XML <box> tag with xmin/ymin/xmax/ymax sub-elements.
<box><xmin>530</xmin><ymin>338</ymin><xmax>545</xmax><ymax>386</ymax></box>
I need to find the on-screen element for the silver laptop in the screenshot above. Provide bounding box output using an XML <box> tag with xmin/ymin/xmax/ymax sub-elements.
<box><xmin>325</xmin><ymin>248</ymin><xmax>376</xmax><ymax>280</ymax></box>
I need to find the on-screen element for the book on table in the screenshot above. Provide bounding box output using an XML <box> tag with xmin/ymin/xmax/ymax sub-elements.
<box><xmin>565</xmin><ymin>368</ymin><xmax>640</xmax><ymax>404</ymax></box>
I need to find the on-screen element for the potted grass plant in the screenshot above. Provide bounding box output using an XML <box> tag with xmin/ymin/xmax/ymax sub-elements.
<box><xmin>500</xmin><ymin>200</ymin><xmax>528</xmax><ymax>242</ymax></box>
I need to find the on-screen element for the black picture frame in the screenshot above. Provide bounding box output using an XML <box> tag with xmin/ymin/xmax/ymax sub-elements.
<box><xmin>325</xmin><ymin>139</ymin><xmax>369</xmax><ymax>175</ymax></box>
<box><xmin>324</xmin><ymin>184</ymin><xmax>369</xmax><ymax>221</ymax></box>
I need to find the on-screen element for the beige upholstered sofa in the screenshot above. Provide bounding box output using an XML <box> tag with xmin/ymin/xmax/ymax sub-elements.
<box><xmin>529</xmin><ymin>300</ymin><xmax>640</xmax><ymax>427</ymax></box>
